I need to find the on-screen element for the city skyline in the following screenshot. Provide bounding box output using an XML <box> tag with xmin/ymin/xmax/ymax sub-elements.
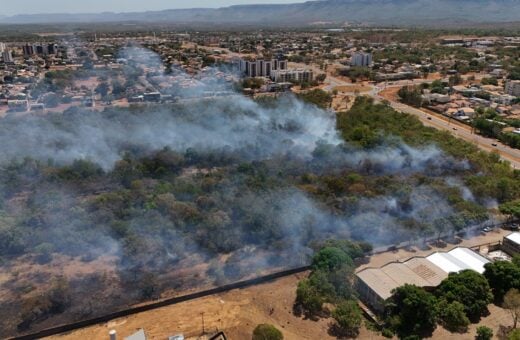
<box><xmin>1</xmin><ymin>0</ymin><xmax>307</xmax><ymax>16</ymax></box>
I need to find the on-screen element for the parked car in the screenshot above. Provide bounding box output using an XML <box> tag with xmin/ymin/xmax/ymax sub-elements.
<box><xmin>482</xmin><ymin>227</ymin><xmax>492</xmax><ymax>232</ymax></box>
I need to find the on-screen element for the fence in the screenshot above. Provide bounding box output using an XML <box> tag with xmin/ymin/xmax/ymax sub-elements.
<box><xmin>8</xmin><ymin>266</ymin><xmax>310</xmax><ymax>340</ymax></box>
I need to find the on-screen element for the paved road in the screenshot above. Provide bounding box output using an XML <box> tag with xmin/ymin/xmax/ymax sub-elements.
<box><xmin>195</xmin><ymin>44</ymin><xmax>520</xmax><ymax>168</ymax></box>
<box><xmin>376</xmin><ymin>94</ymin><xmax>520</xmax><ymax>169</ymax></box>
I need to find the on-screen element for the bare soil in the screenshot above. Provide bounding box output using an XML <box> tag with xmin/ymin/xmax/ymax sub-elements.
<box><xmin>48</xmin><ymin>273</ymin><xmax>346</xmax><ymax>340</ymax></box>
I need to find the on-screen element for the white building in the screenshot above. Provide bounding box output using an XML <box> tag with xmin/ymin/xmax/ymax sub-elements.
<box><xmin>239</xmin><ymin>58</ymin><xmax>287</xmax><ymax>78</ymax></box>
<box><xmin>271</xmin><ymin>69</ymin><xmax>314</xmax><ymax>83</ymax></box>
<box><xmin>351</xmin><ymin>52</ymin><xmax>372</xmax><ymax>67</ymax></box>
<box><xmin>2</xmin><ymin>51</ymin><xmax>13</xmax><ymax>63</ymax></box>
<box><xmin>505</xmin><ymin>80</ymin><xmax>520</xmax><ymax>97</ymax></box>
<box><xmin>0</xmin><ymin>43</ymin><xmax>5</xmax><ymax>53</ymax></box>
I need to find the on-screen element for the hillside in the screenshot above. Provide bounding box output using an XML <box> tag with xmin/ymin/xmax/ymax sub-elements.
<box><xmin>1</xmin><ymin>0</ymin><xmax>520</xmax><ymax>27</ymax></box>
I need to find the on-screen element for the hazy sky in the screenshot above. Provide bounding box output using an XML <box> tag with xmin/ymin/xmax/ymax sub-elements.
<box><xmin>3</xmin><ymin>0</ymin><xmax>308</xmax><ymax>16</ymax></box>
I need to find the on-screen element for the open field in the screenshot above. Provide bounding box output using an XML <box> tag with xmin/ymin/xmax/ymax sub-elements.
<box><xmin>48</xmin><ymin>273</ymin><xmax>344</xmax><ymax>340</ymax></box>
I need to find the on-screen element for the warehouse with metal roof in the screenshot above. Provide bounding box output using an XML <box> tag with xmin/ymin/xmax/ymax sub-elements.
<box><xmin>355</xmin><ymin>247</ymin><xmax>490</xmax><ymax>313</ymax></box>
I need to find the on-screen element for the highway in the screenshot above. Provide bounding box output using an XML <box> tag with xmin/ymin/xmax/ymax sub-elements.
<box><xmin>371</xmin><ymin>90</ymin><xmax>520</xmax><ymax>169</ymax></box>
<box><xmin>309</xmin><ymin>67</ymin><xmax>520</xmax><ymax>169</ymax></box>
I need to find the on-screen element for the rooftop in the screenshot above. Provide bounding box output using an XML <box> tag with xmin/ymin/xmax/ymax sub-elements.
<box><xmin>506</xmin><ymin>232</ymin><xmax>520</xmax><ymax>245</ymax></box>
<box><xmin>356</xmin><ymin>247</ymin><xmax>490</xmax><ymax>300</ymax></box>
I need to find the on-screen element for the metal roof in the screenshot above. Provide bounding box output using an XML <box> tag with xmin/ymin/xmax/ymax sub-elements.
<box><xmin>403</xmin><ymin>257</ymin><xmax>447</xmax><ymax>286</ymax></box>
<box><xmin>506</xmin><ymin>232</ymin><xmax>520</xmax><ymax>245</ymax></box>
<box><xmin>356</xmin><ymin>247</ymin><xmax>490</xmax><ymax>301</ymax></box>
<box><xmin>357</xmin><ymin>265</ymin><xmax>403</xmax><ymax>300</ymax></box>
<box><xmin>357</xmin><ymin>258</ymin><xmax>448</xmax><ymax>301</ymax></box>
<box><xmin>448</xmin><ymin>247</ymin><xmax>489</xmax><ymax>274</ymax></box>
<box><xmin>426</xmin><ymin>252</ymin><xmax>468</xmax><ymax>273</ymax></box>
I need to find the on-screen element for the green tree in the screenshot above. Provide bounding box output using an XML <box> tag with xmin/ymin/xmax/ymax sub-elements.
<box><xmin>42</xmin><ymin>93</ymin><xmax>60</xmax><ymax>108</ymax></box>
<box><xmin>481</xmin><ymin>77</ymin><xmax>499</xmax><ymax>86</ymax></box>
<box><xmin>295</xmin><ymin>278</ymin><xmax>323</xmax><ymax>316</ymax></box>
<box><xmin>510</xmin><ymin>329</ymin><xmax>520</xmax><ymax>340</ymax></box>
<box><xmin>475</xmin><ymin>326</ymin><xmax>493</xmax><ymax>340</ymax></box>
<box><xmin>296</xmin><ymin>89</ymin><xmax>332</xmax><ymax>109</ymax></box>
<box><xmin>437</xmin><ymin>300</ymin><xmax>469</xmax><ymax>333</ymax></box>
<box><xmin>385</xmin><ymin>284</ymin><xmax>438</xmax><ymax>338</ymax></box>
<box><xmin>484</xmin><ymin>260</ymin><xmax>520</xmax><ymax>303</ymax></box>
<box><xmin>500</xmin><ymin>200</ymin><xmax>520</xmax><ymax>219</ymax></box>
<box><xmin>311</xmin><ymin>246</ymin><xmax>353</xmax><ymax>272</ymax></box>
<box><xmin>252</xmin><ymin>324</ymin><xmax>283</xmax><ymax>340</ymax></box>
<box><xmin>331</xmin><ymin>300</ymin><xmax>362</xmax><ymax>337</ymax></box>
<box><xmin>436</xmin><ymin>270</ymin><xmax>493</xmax><ymax>321</ymax></box>
<box><xmin>398</xmin><ymin>86</ymin><xmax>423</xmax><ymax>107</ymax></box>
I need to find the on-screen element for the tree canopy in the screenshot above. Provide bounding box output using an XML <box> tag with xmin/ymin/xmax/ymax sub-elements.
<box><xmin>252</xmin><ymin>324</ymin><xmax>284</xmax><ymax>340</ymax></box>
<box><xmin>436</xmin><ymin>270</ymin><xmax>493</xmax><ymax>321</ymax></box>
<box><xmin>384</xmin><ymin>284</ymin><xmax>438</xmax><ymax>338</ymax></box>
<box><xmin>484</xmin><ymin>260</ymin><xmax>520</xmax><ymax>303</ymax></box>
<box><xmin>331</xmin><ymin>300</ymin><xmax>362</xmax><ymax>337</ymax></box>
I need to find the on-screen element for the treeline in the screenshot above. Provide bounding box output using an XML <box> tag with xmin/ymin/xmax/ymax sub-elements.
<box><xmin>474</xmin><ymin>118</ymin><xmax>520</xmax><ymax>150</ymax></box>
<box><xmin>296</xmin><ymin>89</ymin><xmax>332</xmax><ymax>109</ymax></box>
<box><xmin>339</xmin><ymin>97</ymin><xmax>520</xmax><ymax>204</ymax></box>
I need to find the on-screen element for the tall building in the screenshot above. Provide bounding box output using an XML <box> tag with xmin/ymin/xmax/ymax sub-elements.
<box><xmin>2</xmin><ymin>51</ymin><xmax>14</xmax><ymax>63</ymax></box>
<box><xmin>239</xmin><ymin>58</ymin><xmax>288</xmax><ymax>78</ymax></box>
<box><xmin>351</xmin><ymin>52</ymin><xmax>373</xmax><ymax>67</ymax></box>
<box><xmin>36</xmin><ymin>44</ymin><xmax>45</xmax><ymax>55</ymax></box>
<box><xmin>47</xmin><ymin>43</ymin><xmax>58</xmax><ymax>55</ymax></box>
<box><xmin>0</xmin><ymin>43</ymin><xmax>5</xmax><ymax>53</ymax></box>
<box><xmin>505</xmin><ymin>80</ymin><xmax>520</xmax><ymax>97</ymax></box>
<box><xmin>23</xmin><ymin>44</ymin><xmax>35</xmax><ymax>57</ymax></box>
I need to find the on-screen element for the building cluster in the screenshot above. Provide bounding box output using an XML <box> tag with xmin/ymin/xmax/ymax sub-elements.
<box><xmin>238</xmin><ymin>57</ymin><xmax>315</xmax><ymax>84</ymax></box>
<box><xmin>356</xmin><ymin>247</ymin><xmax>489</xmax><ymax>312</ymax></box>
<box><xmin>356</xmin><ymin>231</ymin><xmax>520</xmax><ymax>314</ymax></box>
<box><xmin>422</xmin><ymin>79</ymin><xmax>520</xmax><ymax>124</ymax></box>
<box><xmin>22</xmin><ymin>43</ymin><xmax>59</xmax><ymax>57</ymax></box>
<box><xmin>237</xmin><ymin>57</ymin><xmax>315</xmax><ymax>92</ymax></box>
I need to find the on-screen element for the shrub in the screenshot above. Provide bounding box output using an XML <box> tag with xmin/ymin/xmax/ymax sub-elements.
<box><xmin>252</xmin><ymin>324</ymin><xmax>283</xmax><ymax>340</ymax></box>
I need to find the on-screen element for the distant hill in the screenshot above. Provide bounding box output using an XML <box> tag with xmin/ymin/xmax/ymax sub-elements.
<box><xmin>1</xmin><ymin>0</ymin><xmax>520</xmax><ymax>27</ymax></box>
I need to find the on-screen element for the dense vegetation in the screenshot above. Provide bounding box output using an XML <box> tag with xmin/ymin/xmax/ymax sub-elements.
<box><xmin>296</xmin><ymin>89</ymin><xmax>332</xmax><ymax>109</ymax></box>
<box><xmin>1</xmin><ymin>95</ymin><xmax>519</xmax><ymax>336</ymax></box>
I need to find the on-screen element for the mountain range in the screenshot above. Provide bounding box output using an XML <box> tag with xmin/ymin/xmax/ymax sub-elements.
<box><xmin>1</xmin><ymin>0</ymin><xmax>519</xmax><ymax>27</ymax></box>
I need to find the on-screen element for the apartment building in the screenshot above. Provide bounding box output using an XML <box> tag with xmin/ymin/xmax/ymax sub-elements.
<box><xmin>239</xmin><ymin>58</ymin><xmax>287</xmax><ymax>78</ymax></box>
<box><xmin>505</xmin><ymin>80</ymin><xmax>520</xmax><ymax>97</ymax></box>
<box><xmin>271</xmin><ymin>69</ymin><xmax>314</xmax><ymax>83</ymax></box>
<box><xmin>351</xmin><ymin>52</ymin><xmax>373</xmax><ymax>67</ymax></box>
